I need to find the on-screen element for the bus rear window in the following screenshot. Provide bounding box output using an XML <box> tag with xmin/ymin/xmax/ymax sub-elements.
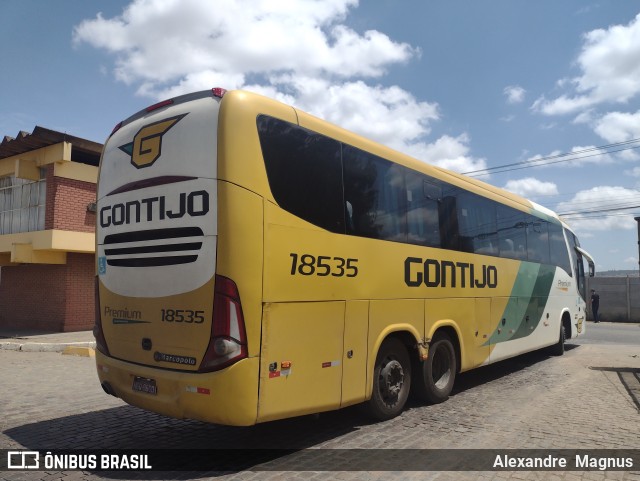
<box><xmin>257</xmin><ymin>116</ymin><xmax>345</xmax><ymax>233</ymax></box>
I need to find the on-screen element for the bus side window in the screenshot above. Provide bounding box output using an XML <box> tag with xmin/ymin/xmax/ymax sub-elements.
<box><xmin>497</xmin><ymin>206</ymin><xmax>527</xmax><ymax>261</ymax></box>
<box><xmin>550</xmin><ymin>224</ymin><xmax>572</xmax><ymax>274</ymax></box>
<box><xmin>456</xmin><ymin>192</ymin><xmax>498</xmax><ymax>256</ymax></box>
<box><xmin>343</xmin><ymin>146</ymin><xmax>407</xmax><ymax>242</ymax></box>
<box><xmin>258</xmin><ymin>116</ymin><xmax>345</xmax><ymax>233</ymax></box>
<box><xmin>526</xmin><ymin>218</ymin><xmax>550</xmax><ymax>265</ymax></box>
<box><xmin>405</xmin><ymin>172</ymin><xmax>441</xmax><ymax>247</ymax></box>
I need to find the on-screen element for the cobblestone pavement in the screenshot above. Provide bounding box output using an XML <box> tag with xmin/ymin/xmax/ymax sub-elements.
<box><xmin>1</xmin><ymin>340</ymin><xmax>639</xmax><ymax>481</ymax></box>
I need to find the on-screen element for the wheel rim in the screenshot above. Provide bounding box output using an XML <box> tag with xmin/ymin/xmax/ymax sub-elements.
<box><xmin>431</xmin><ymin>344</ymin><xmax>451</xmax><ymax>390</ymax></box>
<box><xmin>379</xmin><ymin>357</ymin><xmax>404</xmax><ymax>406</ymax></box>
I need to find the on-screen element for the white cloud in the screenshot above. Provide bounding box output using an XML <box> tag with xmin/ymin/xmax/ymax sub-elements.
<box><xmin>504</xmin><ymin>85</ymin><xmax>526</xmax><ymax>104</ymax></box>
<box><xmin>73</xmin><ymin>0</ymin><xmax>482</xmax><ymax>173</ymax></box>
<box><xmin>556</xmin><ymin>186</ymin><xmax>640</xmax><ymax>231</ymax></box>
<box><xmin>73</xmin><ymin>0</ymin><xmax>416</xmax><ymax>88</ymax></box>
<box><xmin>407</xmin><ymin>133</ymin><xmax>487</xmax><ymax>174</ymax></box>
<box><xmin>626</xmin><ymin>166</ymin><xmax>640</xmax><ymax>177</ymax></box>
<box><xmin>281</xmin><ymin>77</ymin><xmax>439</xmax><ymax>146</ymax></box>
<box><xmin>580</xmin><ymin>110</ymin><xmax>640</xmax><ymax>161</ymax></box>
<box><xmin>533</xmin><ymin>13</ymin><xmax>640</xmax><ymax>116</ymax></box>
<box><xmin>572</xmin><ymin>110</ymin><xmax>594</xmax><ymax>124</ymax></box>
<box><xmin>532</xmin><ymin>93</ymin><xmax>594</xmax><ymax>117</ymax></box>
<box><xmin>593</xmin><ymin>110</ymin><xmax>640</xmax><ymax>143</ymax></box>
<box><xmin>502</xmin><ymin>177</ymin><xmax>559</xmax><ymax>198</ymax></box>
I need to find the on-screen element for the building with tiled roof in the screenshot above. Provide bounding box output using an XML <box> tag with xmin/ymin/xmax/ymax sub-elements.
<box><xmin>0</xmin><ymin>127</ymin><xmax>102</xmax><ymax>332</ymax></box>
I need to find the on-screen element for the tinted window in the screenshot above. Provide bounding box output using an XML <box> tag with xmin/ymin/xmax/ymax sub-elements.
<box><xmin>405</xmin><ymin>171</ymin><xmax>442</xmax><ymax>247</ymax></box>
<box><xmin>257</xmin><ymin>116</ymin><xmax>344</xmax><ymax>233</ymax></box>
<box><xmin>566</xmin><ymin>229</ymin><xmax>586</xmax><ymax>298</ymax></box>
<box><xmin>497</xmin><ymin>206</ymin><xmax>528</xmax><ymax>261</ymax></box>
<box><xmin>549</xmin><ymin>223</ymin><xmax>571</xmax><ymax>274</ymax></box>
<box><xmin>457</xmin><ymin>192</ymin><xmax>498</xmax><ymax>256</ymax></box>
<box><xmin>257</xmin><ymin>115</ymin><xmax>568</xmax><ymax>268</ymax></box>
<box><xmin>526</xmin><ymin>217</ymin><xmax>550</xmax><ymax>264</ymax></box>
<box><xmin>343</xmin><ymin>146</ymin><xmax>407</xmax><ymax>242</ymax></box>
<box><xmin>566</xmin><ymin>228</ymin><xmax>579</xmax><ymax>280</ymax></box>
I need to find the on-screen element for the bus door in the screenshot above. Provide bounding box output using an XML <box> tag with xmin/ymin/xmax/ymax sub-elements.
<box><xmin>566</xmin><ymin>229</ymin><xmax>595</xmax><ymax>303</ymax></box>
<box><xmin>575</xmin><ymin>250</ymin><xmax>586</xmax><ymax>301</ymax></box>
<box><xmin>574</xmin><ymin>246</ymin><xmax>595</xmax><ymax>299</ymax></box>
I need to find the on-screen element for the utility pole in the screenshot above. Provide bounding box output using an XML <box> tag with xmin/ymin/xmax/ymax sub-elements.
<box><xmin>636</xmin><ymin>217</ymin><xmax>640</xmax><ymax>277</ymax></box>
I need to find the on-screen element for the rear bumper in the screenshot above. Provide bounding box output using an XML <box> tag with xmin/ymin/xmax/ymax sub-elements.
<box><xmin>95</xmin><ymin>351</ymin><xmax>259</xmax><ymax>426</ymax></box>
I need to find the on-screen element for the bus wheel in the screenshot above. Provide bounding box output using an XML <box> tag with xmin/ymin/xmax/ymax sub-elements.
<box><xmin>416</xmin><ymin>332</ymin><xmax>456</xmax><ymax>404</ymax></box>
<box><xmin>366</xmin><ymin>337</ymin><xmax>411</xmax><ymax>421</ymax></box>
<box><xmin>551</xmin><ymin>323</ymin><xmax>565</xmax><ymax>356</ymax></box>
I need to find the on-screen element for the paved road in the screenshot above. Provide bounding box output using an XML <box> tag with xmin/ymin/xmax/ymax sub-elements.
<box><xmin>1</xmin><ymin>326</ymin><xmax>639</xmax><ymax>480</ymax></box>
<box><xmin>574</xmin><ymin>321</ymin><xmax>640</xmax><ymax>345</ymax></box>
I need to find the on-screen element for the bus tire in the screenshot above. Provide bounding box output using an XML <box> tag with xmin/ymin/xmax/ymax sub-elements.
<box><xmin>551</xmin><ymin>323</ymin><xmax>565</xmax><ymax>356</ymax></box>
<box><xmin>365</xmin><ymin>337</ymin><xmax>411</xmax><ymax>421</ymax></box>
<box><xmin>415</xmin><ymin>332</ymin><xmax>456</xmax><ymax>404</ymax></box>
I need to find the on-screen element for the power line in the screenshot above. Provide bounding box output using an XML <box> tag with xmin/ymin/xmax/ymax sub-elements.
<box><xmin>559</xmin><ymin>204</ymin><xmax>640</xmax><ymax>217</ymax></box>
<box><xmin>463</xmin><ymin>138</ymin><xmax>640</xmax><ymax>177</ymax></box>
<box><xmin>562</xmin><ymin>212</ymin><xmax>640</xmax><ymax>220</ymax></box>
<box><xmin>552</xmin><ymin>195</ymin><xmax>640</xmax><ymax>208</ymax></box>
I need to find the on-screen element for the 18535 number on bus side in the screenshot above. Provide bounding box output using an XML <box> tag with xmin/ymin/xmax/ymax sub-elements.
<box><xmin>289</xmin><ymin>253</ymin><xmax>358</xmax><ymax>277</ymax></box>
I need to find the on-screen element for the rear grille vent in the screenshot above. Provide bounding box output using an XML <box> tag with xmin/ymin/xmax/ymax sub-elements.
<box><xmin>103</xmin><ymin>227</ymin><xmax>204</xmax><ymax>267</ymax></box>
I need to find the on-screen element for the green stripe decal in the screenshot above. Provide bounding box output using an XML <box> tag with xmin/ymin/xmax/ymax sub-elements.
<box><xmin>486</xmin><ymin>263</ymin><xmax>556</xmax><ymax>345</ymax></box>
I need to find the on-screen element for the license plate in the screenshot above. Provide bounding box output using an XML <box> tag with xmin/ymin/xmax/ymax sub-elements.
<box><xmin>132</xmin><ymin>376</ymin><xmax>157</xmax><ymax>395</ymax></box>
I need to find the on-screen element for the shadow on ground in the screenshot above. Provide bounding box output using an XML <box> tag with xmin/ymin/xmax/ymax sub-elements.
<box><xmin>589</xmin><ymin>366</ymin><xmax>640</xmax><ymax>411</ymax></box>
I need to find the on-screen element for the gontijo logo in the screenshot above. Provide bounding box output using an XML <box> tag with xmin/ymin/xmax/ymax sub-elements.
<box><xmin>119</xmin><ymin>114</ymin><xmax>187</xmax><ymax>169</ymax></box>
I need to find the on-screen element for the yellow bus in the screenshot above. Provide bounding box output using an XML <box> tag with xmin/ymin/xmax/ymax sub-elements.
<box><xmin>94</xmin><ymin>88</ymin><xmax>595</xmax><ymax>425</ymax></box>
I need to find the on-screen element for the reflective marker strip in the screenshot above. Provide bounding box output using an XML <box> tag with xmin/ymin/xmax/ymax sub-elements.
<box><xmin>322</xmin><ymin>361</ymin><xmax>341</xmax><ymax>368</ymax></box>
<box><xmin>186</xmin><ymin>386</ymin><xmax>211</xmax><ymax>395</ymax></box>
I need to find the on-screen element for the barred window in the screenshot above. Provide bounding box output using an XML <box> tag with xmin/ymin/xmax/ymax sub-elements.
<box><xmin>0</xmin><ymin>171</ymin><xmax>46</xmax><ymax>235</ymax></box>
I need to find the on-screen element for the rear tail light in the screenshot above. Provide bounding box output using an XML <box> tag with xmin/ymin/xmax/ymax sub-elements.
<box><xmin>110</xmin><ymin>121</ymin><xmax>123</xmax><ymax>137</ymax></box>
<box><xmin>93</xmin><ymin>277</ymin><xmax>110</xmax><ymax>355</ymax></box>
<box><xmin>145</xmin><ymin>99</ymin><xmax>174</xmax><ymax>112</ymax></box>
<box><xmin>212</xmin><ymin>87</ymin><xmax>227</xmax><ymax>98</ymax></box>
<box><xmin>199</xmin><ymin>275</ymin><xmax>247</xmax><ymax>372</ymax></box>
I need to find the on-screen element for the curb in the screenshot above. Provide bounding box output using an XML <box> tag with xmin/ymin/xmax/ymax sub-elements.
<box><xmin>0</xmin><ymin>341</ymin><xmax>96</xmax><ymax>353</ymax></box>
<box><xmin>62</xmin><ymin>345</ymin><xmax>96</xmax><ymax>357</ymax></box>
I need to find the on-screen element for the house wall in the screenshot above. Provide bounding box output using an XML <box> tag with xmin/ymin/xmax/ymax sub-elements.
<box><xmin>45</xmin><ymin>164</ymin><xmax>96</xmax><ymax>233</ymax></box>
<box><xmin>0</xmin><ymin>164</ymin><xmax>96</xmax><ymax>332</ymax></box>
<box><xmin>0</xmin><ymin>253</ymin><xmax>94</xmax><ymax>331</ymax></box>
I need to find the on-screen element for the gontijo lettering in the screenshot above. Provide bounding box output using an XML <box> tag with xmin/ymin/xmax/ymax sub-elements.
<box><xmin>100</xmin><ymin>190</ymin><xmax>209</xmax><ymax>228</ymax></box>
<box><xmin>404</xmin><ymin>257</ymin><xmax>498</xmax><ymax>288</ymax></box>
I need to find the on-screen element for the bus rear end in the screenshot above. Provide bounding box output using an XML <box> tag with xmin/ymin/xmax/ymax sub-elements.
<box><xmin>94</xmin><ymin>89</ymin><xmax>260</xmax><ymax>426</ymax></box>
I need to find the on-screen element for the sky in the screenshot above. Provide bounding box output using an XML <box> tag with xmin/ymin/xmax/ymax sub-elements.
<box><xmin>2</xmin><ymin>0</ymin><xmax>640</xmax><ymax>272</ymax></box>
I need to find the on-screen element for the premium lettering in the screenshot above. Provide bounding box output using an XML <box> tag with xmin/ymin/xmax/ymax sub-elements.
<box><xmin>404</xmin><ymin>257</ymin><xmax>498</xmax><ymax>288</ymax></box>
<box><xmin>104</xmin><ymin>306</ymin><xmax>142</xmax><ymax>320</ymax></box>
<box><xmin>100</xmin><ymin>190</ymin><xmax>209</xmax><ymax>227</ymax></box>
